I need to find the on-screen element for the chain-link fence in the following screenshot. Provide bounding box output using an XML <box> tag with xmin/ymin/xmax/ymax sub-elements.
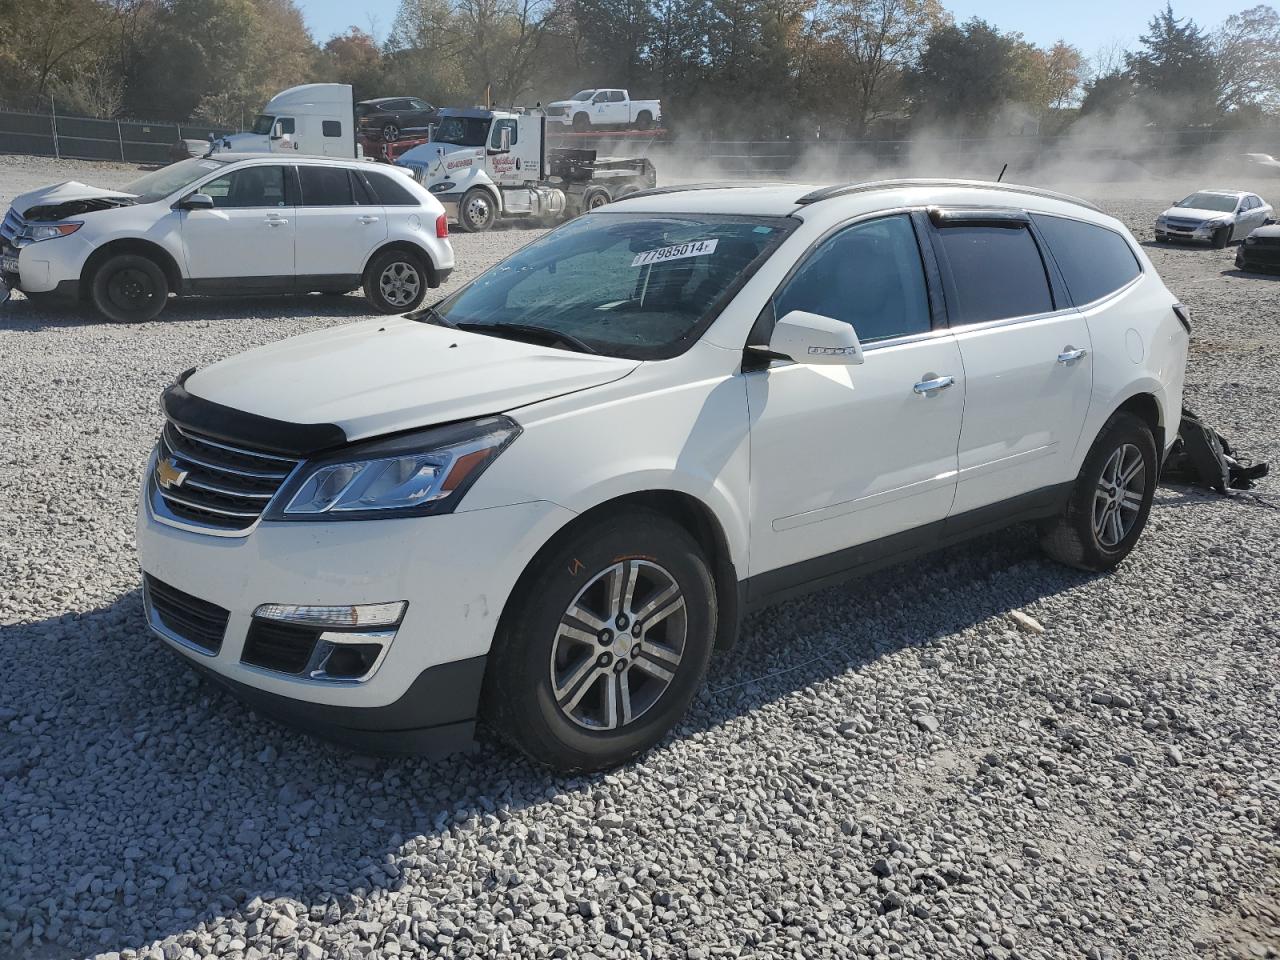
<box><xmin>0</xmin><ymin>108</ymin><xmax>231</xmax><ymax>164</ymax></box>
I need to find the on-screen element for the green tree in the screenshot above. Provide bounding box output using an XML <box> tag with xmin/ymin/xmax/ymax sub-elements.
<box><xmin>1125</xmin><ymin>3</ymin><xmax>1219</xmax><ymax>123</ymax></box>
<box><xmin>1079</xmin><ymin>69</ymin><xmax>1137</xmax><ymax>117</ymax></box>
<box><xmin>1214</xmin><ymin>4</ymin><xmax>1280</xmax><ymax>114</ymax></box>
<box><xmin>316</xmin><ymin>27</ymin><xmax>388</xmax><ymax>101</ymax></box>
<box><xmin>907</xmin><ymin>18</ymin><xmax>1045</xmax><ymax>129</ymax></box>
<box><xmin>0</xmin><ymin>0</ymin><xmax>122</xmax><ymax>109</ymax></box>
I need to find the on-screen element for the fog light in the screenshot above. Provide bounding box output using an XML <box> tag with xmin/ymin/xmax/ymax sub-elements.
<box><xmin>253</xmin><ymin>601</ymin><xmax>406</xmax><ymax>628</ymax></box>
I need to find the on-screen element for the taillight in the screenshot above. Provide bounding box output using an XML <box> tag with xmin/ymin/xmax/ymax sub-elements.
<box><xmin>435</xmin><ymin>212</ymin><xmax>449</xmax><ymax>238</ymax></box>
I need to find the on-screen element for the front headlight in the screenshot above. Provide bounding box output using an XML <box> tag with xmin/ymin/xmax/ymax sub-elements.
<box><xmin>271</xmin><ymin>416</ymin><xmax>520</xmax><ymax>521</ymax></box>
<box><xmin>16</xmin><ymin>222</ymin><xmax>81</xmax><ymax>246</ymax></box>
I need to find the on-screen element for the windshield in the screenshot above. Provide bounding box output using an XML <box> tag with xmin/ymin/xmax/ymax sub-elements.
<box><xmin>433</xmin><ymin>116</ymin><xmax>490</xmax><ymax>147</ymax></box>
<box><xmin>416</xmin><ymin>212</ymin><xmax>795</xmax><ymax>360</ymax></box>
<box><xmin>570</xmin><ymin>90</ymin><xmax>596</xmax><ymax>101</ymax></box>
<box><xmin>250</xmin><ymin>114</ymin><xmax>275</xmax><ymax>135</ymax></box>
<box><xmin>1176</xmin><ymin>193</ymin><xmax>1238</xmax><ymax>213</ymax></box>
<box><xmin>121</xmin><ymin>157</ymin><xmax>229</xmax><ymax>203</ymax></box>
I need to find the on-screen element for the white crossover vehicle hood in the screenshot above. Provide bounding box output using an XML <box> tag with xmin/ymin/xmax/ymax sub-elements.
<box><xmin>183</xmin><ymin>317</ymin><xmax>639</xmax><ymax>440</ymax></box>
<box><xmin>10</xmin><ymin>180</ymin><xmax>135</xmax><ymax>215</ymax></box>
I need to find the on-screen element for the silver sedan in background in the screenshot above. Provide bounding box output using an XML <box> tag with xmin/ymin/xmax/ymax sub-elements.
<box><xmin>1154</xmin><ymin>190</ymin><xmax>1272</xmax><ymax>248</ymax></box>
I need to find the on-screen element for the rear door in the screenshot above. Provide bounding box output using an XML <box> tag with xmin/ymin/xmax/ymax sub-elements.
<box><xmin>180</xmin><ymin>163</ymin><xmax>294</xmax><ymax>288</ymax></box>
<box><xmin>293</xmin><ymin>164</ymin><xmax>387</xmax><ymax>287</ymax></box>
<box><xmin>929</xmin><ymin>210</ymin><xmax>1094</xmax><ymax>516</ymax></box>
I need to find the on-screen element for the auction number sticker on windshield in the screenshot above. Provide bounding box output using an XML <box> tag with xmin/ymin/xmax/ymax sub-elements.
<box><xmin>632</xmin><ymin>238</ymin><xmax>718</xmax><ymax>268</ymax></box>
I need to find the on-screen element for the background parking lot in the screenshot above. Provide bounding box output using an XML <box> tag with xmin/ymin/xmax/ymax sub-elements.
<box><xmin>1</xmin><ymin>154</ymin><xmax>1278</xmax><ymax>960</ymax></box>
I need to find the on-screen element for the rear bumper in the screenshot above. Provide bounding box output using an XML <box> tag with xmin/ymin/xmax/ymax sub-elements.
<box><xmin>178</xmin><ymin>648</ymin><xmax>488</xmax><ymax>755</ymax></box>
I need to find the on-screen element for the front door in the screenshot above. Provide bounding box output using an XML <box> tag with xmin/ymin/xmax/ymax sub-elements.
<box><xmin>181</xmin><ymin>164</ymin><xmax>294</xmax><ymax>287</ymax></box>
<box><xmin>745</xmin><ymin>213</ymin><xmax>965</xmax><ymax>586</ymax></box>
<box><xmin>928</xmin><ymin>216</ymin><xmax>1093</xmax><ymax>515</ymax></box>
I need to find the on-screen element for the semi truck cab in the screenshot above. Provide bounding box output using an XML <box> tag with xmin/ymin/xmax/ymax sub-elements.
<box><xmin>396</xmin><ymin>109</ymin><xmax>656</xmax><ymax>232</ymax></box>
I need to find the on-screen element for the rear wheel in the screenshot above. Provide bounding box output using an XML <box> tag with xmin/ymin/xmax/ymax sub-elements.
<box><xmin>90</xmin><ymin>253</ymin><xmax>169</xmax><ymax>323</ymax></box>
<box><xmin>1039</xmin><ymin>411</ymin><xmax>1158</xmax><ymax>572</ymax></box>
<box><xmin>458</xmin><ymin>187</ymin><xmax>496</xmax><ymax>232</ymax></box>
<box><xmin>483</xmin><ymin>509</ymin><xmax>717</xmax><ymax>772</ymax></box>
<box><xmin>635</xmin><ymin>111</ymin><xmax>653</xmax><ymax>131</ymax></box>
<box><xmin>363</xmin><ymin>248</ymin><xmax>428</xmax><ymax>314</ymax></box>
<box><xmin>582</xmin><ymin>187</ymin><xmax>612</xmax><ymax>212</ymax></box>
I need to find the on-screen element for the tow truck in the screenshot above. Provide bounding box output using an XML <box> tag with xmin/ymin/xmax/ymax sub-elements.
<box><xmin>395</xmin><ymin>108</ymin><xmax>656</xmax><ymax>232</ymax></box>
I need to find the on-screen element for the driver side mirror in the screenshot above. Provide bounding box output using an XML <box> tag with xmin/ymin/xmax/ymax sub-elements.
<box><xmin>752</xmin><ymin>310</ymin><xmax>864</xmax><ymax>365</ymax></box>
<box><xmin>179</xmin><ymin>192</ymin><xmax>215</xmax><ymax>210</ymax></box>
<box><xmin>271</xmin><ymin>121</ymin><xmax>283</xmax><ymax>140</ymax></box>
<box><xmin>499</xmin><ymin>126</ymin><xmax>511</xmax><ymax>152</ymax></box>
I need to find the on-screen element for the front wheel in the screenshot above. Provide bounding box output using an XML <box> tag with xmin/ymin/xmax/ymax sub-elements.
<box><xmin>571</xmin><ymin>113</ymin><xmax>590</xmax><ymax>133</ymax></box>
<box><xmin>1039</xmin><ymin>411</ymin><xmax>1158</xmax><ymax>572</ymax></box>
<box><xmin>458</xmin><ymin>188</ymin><xmax>496</xmax><ymax>232</ymax></box>
<box><xmin>483</xmin><ymin>509</ymin><xmax>717</xmax><ymax>772</ymax></box>
<box><xmin>90</xmin><ymin>253</ymin><xmax>169</xmax><ymax>323</ymax></box>
<box><xmin>363</xmin><ymin>248</ymin><xmax>429</xmax><ymax>314</ymax></box>
<box><xmin>1212</xmin><ymin>225</ymin><xmax>1230</xmax><ymax>249</ymax></box>
<box><xmin>381</xmin><ymin>122</ymin><xmax>400</xmax><ymax>141</ymax></box>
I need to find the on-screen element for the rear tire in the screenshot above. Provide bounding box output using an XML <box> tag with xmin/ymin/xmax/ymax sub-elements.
<box><xmin>90</xmin><ymin>253</ymin><xmax>169</xmax><ymax>323</ymax></box>
<box><xmin>582</xmin><ymin>187</ymin><xmax>612</xmax><ymax>213</ymax></box>
<box><xmin>1038</xmin><ymin>411</ymin><xmax>1158</xmax><ymax>572</ymax></box>
<box><xmin>635</xmin><ymin>111</ymin><xmax>653</xmax><ymax>131</ymax></box>
<box><xmin>363</xmin><ymin>248</ymin><xmax>429</xmax><ymax>314</ymax></box>
<box><xmin>483</xmin><ymin>509</ymin><xmax>717</xmax><ymax>772</ymax></box>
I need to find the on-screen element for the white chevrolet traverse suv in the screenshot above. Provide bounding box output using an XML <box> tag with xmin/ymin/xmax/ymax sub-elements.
<box><xmin>136</xmin><ymin>179</ymin><xmax>1189</xmax><ymax>771</ymax></box>
<box><xmin>0</xmin><ymin>154</ymin><xmax>453</xmax><ymax>321</ymax></box>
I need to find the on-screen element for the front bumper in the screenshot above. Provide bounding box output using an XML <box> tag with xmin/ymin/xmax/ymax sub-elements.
<box><xmin>136</xmin><ymin>466</ymin><xmax>575</xmax><ymax>753</ymax></box>
<box><xmin>1236</xmin><ymin>244</ymin><xmax>1280</xmax><ymax>272</ymax></box>
<box><xmin>1154</xmin><ymin>222</ymin><xmax>1223</xmax><ymax>243</ymax></box>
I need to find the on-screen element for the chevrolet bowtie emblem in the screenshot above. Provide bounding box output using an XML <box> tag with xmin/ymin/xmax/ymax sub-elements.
<box><xmin>156</xmin><ymin>457</ymin><xmax>189</xmax><ymax>489</ymax></box>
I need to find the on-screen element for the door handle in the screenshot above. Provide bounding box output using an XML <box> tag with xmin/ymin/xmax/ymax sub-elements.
<box><xmin>264</xmin><ymin>216</ymin><xmax>289</xmax><ymax>226</ymax></box>
<box><xmin>913</xmin><ymin>375</ymin><xmax>955</xmax><ymax>395</ymax></box>
<box><xmin>1057</xmin><ymin>347</ymin><xmax>1087</xmax><ymax>364</ymax></box>
<box><xmin>358</xmin><ymin>215</ymin><xmax>380</xmax><ymax>224</ymax></box>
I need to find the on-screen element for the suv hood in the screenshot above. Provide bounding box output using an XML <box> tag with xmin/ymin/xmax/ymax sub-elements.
<box><xmin>1161</xmin><ymin>206</ymin><xmax>1234</xmax><ymax>223</ymax></box>
<box><xmin>184</xmin><ymin>317</ymin><xmax>639</xmax><ymax>441</ymax></box>
<box><xmin>11</xmin><ymin>181</ymin><xmax>136</xmax><ymax>220</ymax></box>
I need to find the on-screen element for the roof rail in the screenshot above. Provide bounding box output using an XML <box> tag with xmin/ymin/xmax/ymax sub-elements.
<box><xmin>613</xmin><ymin>181</ymin><xmax>798</xmax><ymax>203</ymax></box>
<box><xmin>797</xmin><ymin>179</ymin><xmax>1101</xmax><ymax>213</ymax></box>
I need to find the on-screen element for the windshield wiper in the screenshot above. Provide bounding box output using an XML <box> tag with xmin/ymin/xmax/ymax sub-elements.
<box><xmin>412</xmin><ymin>304</ymin><xmax>456</xmax><ymax>328</ymax></box>
<box><xmin>456</xmin><ymin>321</ymin><xmax>598</xmax><ymax>354</ymax></box>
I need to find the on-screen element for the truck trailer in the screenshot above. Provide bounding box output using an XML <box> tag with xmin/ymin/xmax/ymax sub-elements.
<box><xmin>395</xmin><ymin>108</ymin><xmax>656</xmax><ymax>231</ymax></box>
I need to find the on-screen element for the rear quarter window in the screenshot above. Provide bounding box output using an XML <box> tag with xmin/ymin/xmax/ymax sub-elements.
<box><xmin>1032</xmin><ymin>214</ymin><xmax>1141</xmax><ymax>306</ymax></box>
<box><xmin>363</xmin><ymin>170</ymin><xmax>420</xmax><ymax>206</ymax></box>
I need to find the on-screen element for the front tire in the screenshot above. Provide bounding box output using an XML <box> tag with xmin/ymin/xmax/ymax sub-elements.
<box><xmin>483</xmin><ymin>509</ymin><xmax>717</xmax><ymax>772</ymax></box>
<box><xmin>363</xmin><ymin>248</ymin><xmax>429</xmax><ymax>314</ymax></box>
<box><xmin>572</xmin><ymin>113</ymin><xmax>590</xmax><ymax>133</ymax></box>
<box><xmin>458</xmin><ymin>187</ymin><xmax>496</xmax><ymax>232</ymax></box>
<box><xmin>381</xmin><ymin>122</ymin><xmax>400</xmax><ymax>141</ymax></box>
<box><xmin>1212</xmin><ymin>225</ymin><xmax>1230</xmax><ymax>249</ymax></box>
<box><xmin>90</xmin><ymin>253</ymin><xmax>169</xmax><ymax>323</ymax></box>
<box><xmin>1039</xmin><ymin>411</ymin><xmax>1158</xmax><ymax>572</ymax></box>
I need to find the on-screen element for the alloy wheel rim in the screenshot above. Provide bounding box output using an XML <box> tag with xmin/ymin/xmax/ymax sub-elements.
<box><xmin>378</xmin><ymin>261</ymin><xmax>421</xmax><ymax>307</ymax></box>
<box><xmin>466</xmin><ymin>195</ymin><xmax>491</xmax><ymax>228</ymax></box>
<box><xmin>550</xmin><ymin>559</ymin><xmax>687</xmax><ymax>731</ymax></box>
<box><xmin>1093</xmin><ymin>442</ymin><xmax>1146</xmax><ymax>548</ymax></box>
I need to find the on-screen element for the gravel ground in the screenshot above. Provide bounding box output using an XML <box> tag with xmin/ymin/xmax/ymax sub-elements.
<box><xmin>1</xmin><ymin>154</ymin><xmax>1278</xmax><ymax>960</ymax></box>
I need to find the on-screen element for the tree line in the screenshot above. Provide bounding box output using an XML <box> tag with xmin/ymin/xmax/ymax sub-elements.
<box><xmin>1</xmin><ymin>0</ymin><xmax>1277</xmax><ymax>139</ymax></box>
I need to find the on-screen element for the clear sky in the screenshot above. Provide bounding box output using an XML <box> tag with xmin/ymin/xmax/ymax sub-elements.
<box><xmin>296</xmin><ymin>0</ymin><xmax>1251</xmax><ymax>49</ymax></box>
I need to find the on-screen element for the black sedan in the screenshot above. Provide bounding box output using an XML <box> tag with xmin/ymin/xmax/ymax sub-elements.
<box><xmin>356</xmin><ymin>97</ymin><xmax>439</xmax><ymax>141</ymax></box>
<box><xmin>1236</xmin><ymin>223</ymin><xmax>1280</xmax><ymax>273</ymax></box>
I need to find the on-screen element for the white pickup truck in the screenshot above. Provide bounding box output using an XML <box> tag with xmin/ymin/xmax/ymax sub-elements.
<box><xmin>543</xmin><ymin>90</ymin><xmax>661</xmax><ymax>132</ymax></box>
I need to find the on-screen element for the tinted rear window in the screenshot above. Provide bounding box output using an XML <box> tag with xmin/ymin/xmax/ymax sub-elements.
<box><xmin>936</xmin><ymin>225</ymin><xmax>1053</xmax><ymax>324</ymax></box>
<box><xmin>298</xmin><ymin>165</ymin><xmax>353</xmax><ymax>206</ymax></box>
<box><xmin>364</xmin><ymin>170</ymin><xmax>420</xmax><ymax>206</ymax></box>
<box><xmin>1033</xmin><ymin>214</ymin><xmax>1141</xmax><ymax>306</ymax></box>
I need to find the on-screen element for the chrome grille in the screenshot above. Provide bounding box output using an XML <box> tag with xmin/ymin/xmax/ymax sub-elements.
<box><xmin>150</xmin><ymin>421</ymin><xmax>300</xmax><ymax>534</ymax></box>
<box><xmin>1163</xmin><ymin>218</ymin><xmax>1203</xmax><ymax>229</ymax></box>
<box><xmin>545</xmin><ymin>106</ymin><xmax>567</xmax><ymax>117</ymax></box>
<box><xmin>1</xmin><ymin>207</ymin><xmax>23</xmax><ymax>246</ymax></box>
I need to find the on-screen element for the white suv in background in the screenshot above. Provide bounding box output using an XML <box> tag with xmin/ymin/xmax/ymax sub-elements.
<box><xmin>0</xmin><ymin>154</ymin><xmax>453</xmax><ymax>321</ymax></box>
<box><xmin>136</xmin><ymin>179</ymin><xmax>1189</xmax><ymax>772</ymax></box>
